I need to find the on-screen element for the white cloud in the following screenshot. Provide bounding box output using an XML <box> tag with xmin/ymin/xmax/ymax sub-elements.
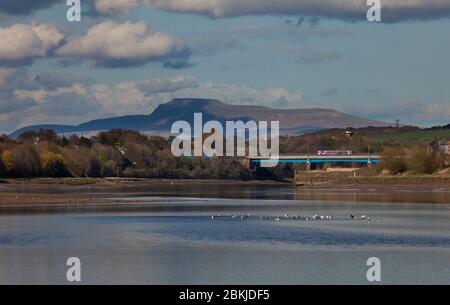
<box><xmin>0</xmin><ymin>68</ymin><xmax>308</xmax><ymax>133</ymax></box>
<box><xmin>92</xmin><ymin>0</ymin><xmax>450</xmax><ymax>22</ymax></box>
<box><xmin>172</xmin><ymin>82</ymin><xmax>305</xmax><ymax>109</ymax></box>
<box><xmin>0</xmin><ymin>23</ymin><xmax>64</xmax><ymax>65</ymax></box>
<box><xmin>3</xmin><ymin>69</ymin><xmax>448</xmax><ymax>133</ymax></box>
<box><xmin>57</xmin><ymin>21</ymin><xmax>191</xmax><ymax>68</ymax></box>
<box><xmin>1</xmin><ymin>0</ymin><xmax>449</xmax><ymax>22</ymax></box>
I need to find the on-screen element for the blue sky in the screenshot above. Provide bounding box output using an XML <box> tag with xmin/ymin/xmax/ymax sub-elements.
<box><xmin>1</xmin><ymin>0</ymin><xmax>450</xmax><ymax>134</ymax></box>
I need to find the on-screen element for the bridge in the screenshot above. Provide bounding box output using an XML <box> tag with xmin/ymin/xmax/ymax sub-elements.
<box><xmin>249</xmin><ymin>154</ymin><xmax>382</xmax><ymax>169</ymax></box>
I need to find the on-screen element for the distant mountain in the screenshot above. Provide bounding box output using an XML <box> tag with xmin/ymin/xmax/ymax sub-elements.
<box><xmin>10</xmin><ymin>98</ymin><xmax>390</xmax><ymax>138</ymax></box>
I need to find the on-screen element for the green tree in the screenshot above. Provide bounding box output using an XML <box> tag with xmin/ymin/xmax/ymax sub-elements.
<box><xmin>19</xmin><ymin>131</ymin><xmax>38</xmax><ymax>142</ymax></box>
<box><xmin>102</xmin><ymin>160</ymin><xmax>118</xmax><ymax>177</ymax></box>
<box><xmin>61</xmin><ymin>136</ymin><xmax>70</xmax><ymax>147</ymax></box>
<box><xmin>87</xmin><ymin>157</ymin><xmax>102</xmax><ymax>177</ymax></box>
<box><xmin>41</xmin><ymin>152</ymin><xmax>70</xmax><ymax>177</ymax></box>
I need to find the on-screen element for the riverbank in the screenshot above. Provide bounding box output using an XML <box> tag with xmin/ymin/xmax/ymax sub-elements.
<box><xmin>295</xmin><ymin>174</ymin><xmax>450</xmax><ymax>192</ymax></box>
<box><xmin>0</xmin><ymin>193</ymin><xmax>179</xmax><ymax>207</ymax></box>
<box><xmin>1</xmin><ymin>176</ymin><xmax>450</xmax><ymax>207</ymax></box>
<box><xmin>0</xmin><ymin>178</ymin><xmax>283</xmax><ymax>207</ymax></box>
<box><xmin>0</xmin><ymin>177</ymin><xmax>285</xmax><ymax>186</ymax></box>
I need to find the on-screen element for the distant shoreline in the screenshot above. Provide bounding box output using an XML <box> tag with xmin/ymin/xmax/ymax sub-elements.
<box><xmin>0</xmin><ymin>178</ymin><xmax>284</xmax><ymax>207</ymax></box>
<box><xmin>0</xmin><ymin>177</ymin><xmax>286</xmax><ymax>186</ymax></box>
<box><xmin>294</xmin><ymin>174</ymin><xmax>450</xmax><ymax>191</ymax></box>
<box><xmin>1</xmin><ymin>176</ymin><xmax>450</xmax><ymax>190</ymax></box>
<box><xmin>0</xmin><ymin>176</ymin><xmax>449</xmax><ymax>207</ymax></box>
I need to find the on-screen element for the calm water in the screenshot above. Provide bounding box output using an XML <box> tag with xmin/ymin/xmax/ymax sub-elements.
<box><xmin>1</xmin><ymin>183</ymin><xmax>450</xmax><ymax>285</ymax></box>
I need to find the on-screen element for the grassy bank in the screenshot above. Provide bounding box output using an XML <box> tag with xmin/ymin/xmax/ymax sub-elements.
<box><xmin>294</xmin><ymin>171</ymin><xmax>450</xmax><ymax>192</ymax></box>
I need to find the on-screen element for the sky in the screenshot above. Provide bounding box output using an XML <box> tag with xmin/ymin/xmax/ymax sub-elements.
<box><xmin>1</xmin><ymin>0</ymin><xmax>450</xmax><ymax>134</ymax></box>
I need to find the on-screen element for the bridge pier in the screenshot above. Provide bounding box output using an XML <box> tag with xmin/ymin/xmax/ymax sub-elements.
<box><xmin>306</xmin><ymin>161</ymin><xmax>311</xmax><ymax>171</ymax></box>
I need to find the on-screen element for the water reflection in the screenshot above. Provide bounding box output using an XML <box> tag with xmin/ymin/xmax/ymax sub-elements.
<box><xmin>1</xmin><ymin>183</ymin><xmax>450</xmax><ymax>284</ymax></box>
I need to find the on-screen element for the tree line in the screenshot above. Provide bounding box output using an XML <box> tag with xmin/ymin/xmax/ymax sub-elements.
<box><xmin>0</xmin><ymin>129</ymin><xmax>251</xmax><ymax>180</ymax></box>
<box><xmin>0</xmin><ymin>128</ymin><xmax>448</xmax><ymax>180</ymax></box>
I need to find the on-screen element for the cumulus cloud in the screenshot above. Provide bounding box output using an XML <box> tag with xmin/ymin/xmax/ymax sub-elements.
<box><xmin>136</xmin><ymin>76</ymin><xmax>199</xmax><ymax>95</ymax></box>
<box><xmin>0</xmin><ymin>69</ymin><xmax>202</xmax><ymax>132</ymax></box>
<box><xmin>0</xmin><ymin>68</ymin><xmax>309</xmax><ymax>133</ymax></box>
<box><xmin>91</xmin><ymin>0</ymin><xmax>450</xmax><ymax>22</ymax></box>
<box><xmin>0</xmin><ymin>68</ymin><xmax>37</xmax><ymax>119</ymax></box>
<box><xmin>0</xmin><ymin>0</ymin><xmax>59</xmax><ymax>15</ymax></box>
<box><xmin>56</xmin><ymin>21</ymin><xmax>192</xmax><ymax>68</ymax></box>
<box><xmin>172</xmin><ymin>82</ymin><xmax>306</xmax><ymax>109</ymax></box>
<box><xmin>3</xmin><ymin>67</ymin><xmax>450</xmax><ymax>133</ymax></box>
<box><xmin>0</xmin><ymin>23</ymin><xmax>65</xmax><ymax>66</ymax></box>
<box><xmin>2</xmin><ymin>0</ymin><xmax>449</xmax><ymax>22</ymax></box>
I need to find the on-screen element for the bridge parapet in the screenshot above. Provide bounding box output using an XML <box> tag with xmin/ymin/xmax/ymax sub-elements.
<box><xmin>248</xmin><ymin>154</ymin><xmax>382</xmax><ymax>169</ymax></box>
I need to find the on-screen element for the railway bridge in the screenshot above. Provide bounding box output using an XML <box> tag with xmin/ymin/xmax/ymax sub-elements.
<box><xmin>248</xmin><ymin>154</ymin><xmax>382</xmax><ymax>170</ymax></box>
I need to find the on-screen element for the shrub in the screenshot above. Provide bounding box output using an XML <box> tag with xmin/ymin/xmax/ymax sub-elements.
<box><xmin>408</xmin><ymin>146</ymin><xmax>439</xmax><ymax>174</ymax></box>
<box><xmin>102</xmin><ymin>160</ymin><xmax>118</xmax><ymax>177</ymax></box>
<box><xmin>380</xmin><ymin>147</ymin><xmax>407</xmax><ymax>175</ymax></box>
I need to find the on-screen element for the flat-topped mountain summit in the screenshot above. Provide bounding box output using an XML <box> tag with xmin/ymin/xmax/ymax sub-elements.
<box><xmin>11</xmin><ymin>98</ymin><xmax>389</xmax><ymax>138</ymax></box>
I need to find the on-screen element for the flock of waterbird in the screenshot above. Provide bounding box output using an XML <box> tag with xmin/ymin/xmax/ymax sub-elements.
<box><xmin>211</xmin><ymin>213</ymin><xmax>382</xmax><ymax>222</ymax></box>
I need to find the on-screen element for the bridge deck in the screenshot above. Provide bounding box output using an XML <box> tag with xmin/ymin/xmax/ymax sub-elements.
<box><xmin>250</xmin><ymin>155</ymin><xmax>382</xmax><ymax>164</ymax></box>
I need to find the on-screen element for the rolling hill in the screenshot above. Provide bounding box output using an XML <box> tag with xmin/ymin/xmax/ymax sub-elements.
<box><xmin>10</xmin><ymin>98</ymin><xmax>390</xmax><ymax>138</ymax></box>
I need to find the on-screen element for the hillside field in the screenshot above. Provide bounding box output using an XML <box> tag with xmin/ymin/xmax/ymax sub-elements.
<box><xmin>366</xmin><ymin>129</ymin><xmax>450</xmax><ymax>143</ymax></box>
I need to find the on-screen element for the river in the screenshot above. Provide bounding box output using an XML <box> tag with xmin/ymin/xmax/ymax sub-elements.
<box><xmin>1</xmin><ymin>183</ymin><xmax>450</xmax><ymax>284</ymax></box>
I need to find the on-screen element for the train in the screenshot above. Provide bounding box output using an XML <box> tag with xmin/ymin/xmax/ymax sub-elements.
<box><xmin>317</xmin><ymin>150</ymin><xmax>353</xmax><ymax>156</ymax></box>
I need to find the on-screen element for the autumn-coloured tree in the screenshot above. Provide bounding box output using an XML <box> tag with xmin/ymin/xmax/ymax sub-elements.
<box><xmin>41</xmin><ymin>151</ymin><xmax>70</xmax><ymax>177</ymax></box>
<box><xmin>407</xmin><ymin>145</ymin><xmax>439</xmax><ymax>174</ymax></box>
<box><xmin>1</xmin><ymin>150</ymin><xmax>14</xmax><ymax>174</ymax></box>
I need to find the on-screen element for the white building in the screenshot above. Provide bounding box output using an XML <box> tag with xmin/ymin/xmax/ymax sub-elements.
<box><xmin>440</xmin><ymin>141</ymin><xmax>450</xmax><ymax>154</ymax></box>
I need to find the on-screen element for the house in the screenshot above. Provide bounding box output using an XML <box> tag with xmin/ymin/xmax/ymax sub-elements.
<box><xmin>440</xmin><ymin>141</ymin><xmax>450</xmax><ymax>154</ymax></box>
